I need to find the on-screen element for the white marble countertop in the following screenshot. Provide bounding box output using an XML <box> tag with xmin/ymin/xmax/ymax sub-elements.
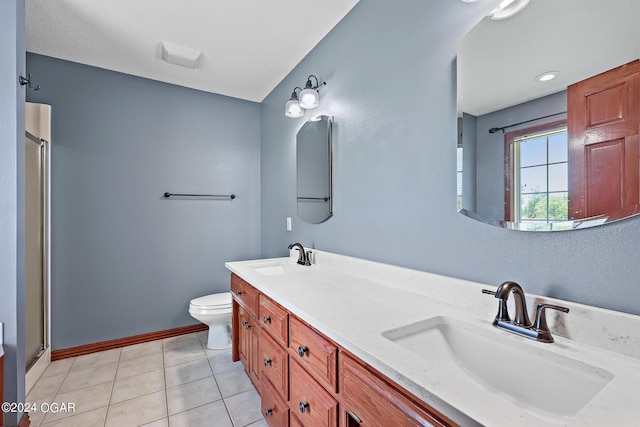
<box><xmin>226</xmin><ymin>249</ymin><xmax>640</xmax><ymax>426</ymax></box>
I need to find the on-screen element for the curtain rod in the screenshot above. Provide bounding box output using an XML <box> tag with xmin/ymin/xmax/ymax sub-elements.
<box><xmin>489</xmin><ymin>111</ymin><xmax>567</xmax><ymax>134</ymax></box>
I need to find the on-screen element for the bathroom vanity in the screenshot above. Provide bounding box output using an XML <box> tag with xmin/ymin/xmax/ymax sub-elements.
<box><xmin>226</xmin><ymin>249</ymin><xmax>640</xmax><ymax>426</ymax></box>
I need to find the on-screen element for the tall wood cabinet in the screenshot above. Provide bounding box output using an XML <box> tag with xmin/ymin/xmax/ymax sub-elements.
<box><xmin>230</xmin><ymin>273</ymin><xmax>456</xmax><ymax>427</ymax></box>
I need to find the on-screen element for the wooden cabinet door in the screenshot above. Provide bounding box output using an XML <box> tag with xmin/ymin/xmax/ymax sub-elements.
<box><xmin>568</xmin><ymin>60</ymin><xmax>640</xmax><ymax>219</ymax></box>
<box><xmin>249</xmin><ymin>321</ymin><xmax>261</xmax><ymax>390</ymax></box>
<box><xmin>339</xmin><ymin>353</ymin><xmax>454</xmax><ymax>427</ymax></box>
<box><xmin>262</xmin><ymin>374</ymin><xmax>289</xmax><ymax>427</ymax></box>
<box><xmin>289</xmin><ymin>315</ymin><xmax>338</xmax><ymax>392</ymax></box>
<box><xmin>260</xmin><ymin>329</ymin><xmax>289</xmax><ymax>399</ymax></box>
<box><xmin>260</xmin><ymin>294</ymin><xmax>289</xmax><ymax>347</ymax></box>
<box><xmin>231</xmin><ymin>273</ymin><xmax>259</xmax><ymax>316</ymax></box>
<box><xmin>238</xmin><ymin>306</ymin><xmax>250</xmax><ymax>370</ymax></box>
<box><xmin>290</xmin><ymin>359</ymin><xmax>338</xmax><ymax>427</ymax></box>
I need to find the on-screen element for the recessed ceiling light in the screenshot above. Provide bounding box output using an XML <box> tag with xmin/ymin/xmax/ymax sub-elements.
<box><xmin>489</xmin><ymin>0</ymin><xmax>530</xmax><ymax>20</ymax></box>
<box><xmin>535</xmin><ymin>71</ymin><xmax>560</xmax><ymax>82</ymax></box>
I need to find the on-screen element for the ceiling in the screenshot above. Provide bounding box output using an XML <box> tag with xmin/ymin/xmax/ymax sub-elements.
<box><xmin>25</xmin><ymin>0</ymin><xmax>360</xmax><ymax>103</ymax></box>
<box><xmin>458</xmin><ymin>0</ymin><xmax>640</xmax><ymax>116</ymax></box>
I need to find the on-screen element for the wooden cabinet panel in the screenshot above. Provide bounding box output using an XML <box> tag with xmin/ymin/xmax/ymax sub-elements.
<box><xmin>260</xmin><ymin>329</ymin><xmax>289</xmax><ymax>400</ymax></box>
<box><xmin>231</xmin><ymin>273</ymin><xmax>259</xmax><ymax>316</ymax></box>
<box><xmin>339</xmin><ymin>353</ymin><xmax>454</xmax><ymax>427</ymax></box>
<box><xmin>260</xmin><ymin>294</ymin><xmax>289</xmax><ymax>347</ymax></box>
<box><xmin>289</xmin><ymin>315</ymin><xmax>338</xmax><ymax>392</ymax></box>
<box><xmin>238</xmin><ymin>306</ymin><xmax>250</xmax><ymax>368</ymax></box>
<box><xmin>290</xmin><ymin>359</ymin><xmax>338</xmax><ymax>427</ymax></box>
<box><xmin>238</xmin><ymin>305</ymin><xmax>260</xmax><ymax>390</ymax></box>
<box><xmin>290</xmin><ymin>414</ymin><xmax>305</xmax><ymax>427</ymax></box>
<box><xmin>250</xmin><ymin>323</ymin><xmax>261</xmax><ymax>390</ymax></box>
<box><xmin>232</xmin><ymin>274</ymin><xmax>261</xmax><ymax>390</ymax></box>
<box><xmin>568</xmin><ymin>60</ymin><xmax>640</xmax><ymax>219</ymax></box>
<box><xmin>262</xmin><ymin>374</ymin><xmax>289</xmax><ymax>427</ymax></box>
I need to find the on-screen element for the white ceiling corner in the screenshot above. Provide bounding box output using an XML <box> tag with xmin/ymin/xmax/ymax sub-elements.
<box><xmin>25</xmin><ymin>0</ymin><xmax>360</xmax><ymax>103</ymax></box>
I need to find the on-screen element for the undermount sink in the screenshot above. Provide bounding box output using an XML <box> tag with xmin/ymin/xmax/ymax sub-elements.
<box><xmin>251</xmin><ymin>264</ymin><xmax>286</xmax><ymax>276</ymax></box>
<box><xmin>382</xmin><ymin>316</ymin><xmax>613</xmax><ymax>419</ymax></box>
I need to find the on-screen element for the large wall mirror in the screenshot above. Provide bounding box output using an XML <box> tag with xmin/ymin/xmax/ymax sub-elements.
<box><xmin>457</xmin><ymin>0</ymin><xmax>639</xmax><ymax>231</ymax></box>
<box><xmin>296</xmin><ymin>115</ymin><xmax>333</xmax><ymax>224</ymax></box>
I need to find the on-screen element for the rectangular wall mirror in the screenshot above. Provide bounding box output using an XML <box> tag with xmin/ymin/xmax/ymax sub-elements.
<box><xmin>296</xmin><ymin>115</ymin><xmax>333</xmax><ymax>224</ymax></box>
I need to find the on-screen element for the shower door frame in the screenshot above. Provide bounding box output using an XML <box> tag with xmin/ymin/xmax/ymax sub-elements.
<box><xmin>24</xmin><ymin>130</ymin><xmax>51</xmax><ymax>389</ymax></box>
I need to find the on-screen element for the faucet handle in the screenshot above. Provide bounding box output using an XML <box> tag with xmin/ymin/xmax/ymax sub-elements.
<box><xmin>533</xmin><ymin>304</ymin><xmax>570</xmax><ymax>342</ymax></box>
<box><xmin>482</xmin><ymin>289</ymin><xmax>510</xmax><ymax>322</ymax></box>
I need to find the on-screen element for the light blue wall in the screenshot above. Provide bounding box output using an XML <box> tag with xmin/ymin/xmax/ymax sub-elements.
<box><xmin>260</xmin><ymin>0</ymin><xmax>640</xmax><ymax>316</ymax></box>
<box><xmin>26</xmin><ymin>54</ymin><xmax>261</xmax><ymax>349</ymax></box>
<box><xmin>0</xmin><ymin>1</ymin><xmax>26</xmax><ymax>424</ymax></box>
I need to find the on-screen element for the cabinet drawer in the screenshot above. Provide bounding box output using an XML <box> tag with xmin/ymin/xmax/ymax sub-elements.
<box><xmin>260</xmin><ymin>329</ymin><xmax>289</xmax><ymax>400</ymax></box>
<box><xmin>339</xmin><ymin>353</ymin><xmax>454</xmax><ymax>427</ymax></box>
<box><xmin>259</xmin><ymin>294</ymin><xmax>289</xmax><ymax>347</ymax></box>
<box><xmin>289</xmin><ymin>414</ymin><xmax>304</xmax><ymax>427</ymax></box>
<box><xmin>290</xmin><ymin>359</ymin><xmax>338</xmax><ymax>427</ymax></box>
<box><xmin>289</xmin><ymin>316</ymin><xmax>338</xmax><ymax>392</ymax></box>
<box><xmin>261</xmin><ymin>374</ymin><xmax>289</xmax><ymax>427</ymax></box>
<box><xmin>231</xmin><ymin>274</ymin><xmax>259</xmax><ymax>316</ymax></box>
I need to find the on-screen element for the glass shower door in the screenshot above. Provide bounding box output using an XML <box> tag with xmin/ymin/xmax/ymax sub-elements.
<box><xmin>25</xmin><ymin>132</ymin><xmax>46</xmax><ymax>369</ymax></box>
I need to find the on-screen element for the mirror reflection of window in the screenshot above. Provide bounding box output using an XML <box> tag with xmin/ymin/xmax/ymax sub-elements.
<box><xmin>507</xmin><ymin>126</ymin><xmax>568</xmax><ymax>228</ymax></box>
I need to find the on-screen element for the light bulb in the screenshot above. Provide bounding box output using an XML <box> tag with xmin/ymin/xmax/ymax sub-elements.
<box><xmin>285</xmin><ymin>99</ymin><xmax>304</xmax><ymax>118</ymax></box>
<box><xmin>299</xmin><ymin>88</ymin><xmax>319</xmax><ymax>109</ymax></box>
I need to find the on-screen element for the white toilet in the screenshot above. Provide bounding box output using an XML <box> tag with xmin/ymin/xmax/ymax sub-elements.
<box><xmin>189</xmin><ymin>292</ymin><xmax>232</xmax><ymax>350</ymax></box>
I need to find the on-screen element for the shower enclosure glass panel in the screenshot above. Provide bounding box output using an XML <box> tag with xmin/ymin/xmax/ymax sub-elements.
<box><xmin>25</xmin><ymin>132</ymin><xmax>47</xmax><ymax>369</ymax></box>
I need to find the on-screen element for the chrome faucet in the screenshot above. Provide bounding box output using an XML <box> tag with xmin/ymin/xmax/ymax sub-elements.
<box><xmin>483</xmin><ymin>281</ymin><xmax>569</xmax><ymax>343</ymax></box>
<box><xmin>288</xmin><ymin>243</ymin><xmax>311</xmax><ymax>266</ymax></box>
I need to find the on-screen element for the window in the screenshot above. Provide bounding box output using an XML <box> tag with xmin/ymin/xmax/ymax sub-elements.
<box><xmin>506</xmin><ymin>124</ymin><xmax>568</xmax><ymax>228</ymax></box>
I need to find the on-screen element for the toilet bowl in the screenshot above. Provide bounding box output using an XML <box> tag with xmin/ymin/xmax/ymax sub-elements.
<box><xmin>189</xmin><ymin>292</ymin><xmax>232</xmax><ymax>350</ymax></box>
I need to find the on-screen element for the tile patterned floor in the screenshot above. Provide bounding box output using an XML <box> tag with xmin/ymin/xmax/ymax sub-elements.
<box><xmin>26</xmin><ymin>332</ymin><xmax>267</xmax><ymax>427</ymax></box>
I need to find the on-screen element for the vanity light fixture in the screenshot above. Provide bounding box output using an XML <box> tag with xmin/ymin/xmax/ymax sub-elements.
<box><xmin>285</xmin><ymin>87</ymin><xmax>305</xmax><ymax>118</ymax></box>
<box><xmin>285</xmin><ymin>75</ymin><xmax>327</xmax><ymax>118</ymax></box>
<box><xmin>535</xmin><ymin>71</ymin><xmax>560</xmax><ymax>82</ymax></box>
<box><xmin>488</xmin><ymin>0</ymin><xmax>530</xmax><ymax>20</ymax></box>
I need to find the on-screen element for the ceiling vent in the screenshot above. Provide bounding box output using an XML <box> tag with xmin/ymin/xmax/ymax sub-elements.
<box><xmin>161</xmin><ymin>41</ymin><xmax>202</xmax><ymax>69</ymax></box>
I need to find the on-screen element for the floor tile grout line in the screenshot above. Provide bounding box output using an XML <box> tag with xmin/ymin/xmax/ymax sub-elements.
<box><xmin>162</xmin><ymin>340</ymin><xmax>170</xmax><ymax>426</ymax></box>
<box><xmin>103</xmin><ymin>346</ymin><xmax>123</xmax><ymax>425</ymax></box>
<box><xmin>32</xmin><ymin>336</ymin><xmax>250</xmax><ymax>427</ymax></box>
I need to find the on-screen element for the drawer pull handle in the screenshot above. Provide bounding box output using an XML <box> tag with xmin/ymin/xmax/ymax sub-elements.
<box><xmin>348</xmin><ymin>411</ymin><xmax>363</xmax><ymax>423</ymax></box>
<box><xmin>264</xmin><ymin>408</ymin><xmax>273</xmax><ymax>416</ymax></box>
<box><xmin>298</xmin><ymin>345</ymin><xmax>308</xmax><ymax>357</ymax></box>
<box><xmin>263</xmin><ymin>315</ymin><xmax>271</xmax><ymax>324</ymax></box>
<box><xmin>245</xmin><ymin>323</ymin><xmax>251</xmax><ymax>330</ymax></box>
<box><xmin>263</xmin><ymin>358</ymin><xmax>272</xmax><ymax>367</ymax></box>
<box><xmin>299</xmin><ymin>401</ymin><xmax>309</xmax><ymax>413</ymax></box>
<box><xmin>235</xmin><ymin>291</ymin><xmax>243</xmax><ymax>296</ymax></box>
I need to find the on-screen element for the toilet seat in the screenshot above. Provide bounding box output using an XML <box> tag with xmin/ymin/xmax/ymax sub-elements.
<box><xmin>189</xmin><ymin>292</ymin><xmax>231</xmax><ymax>310</ymax></box>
